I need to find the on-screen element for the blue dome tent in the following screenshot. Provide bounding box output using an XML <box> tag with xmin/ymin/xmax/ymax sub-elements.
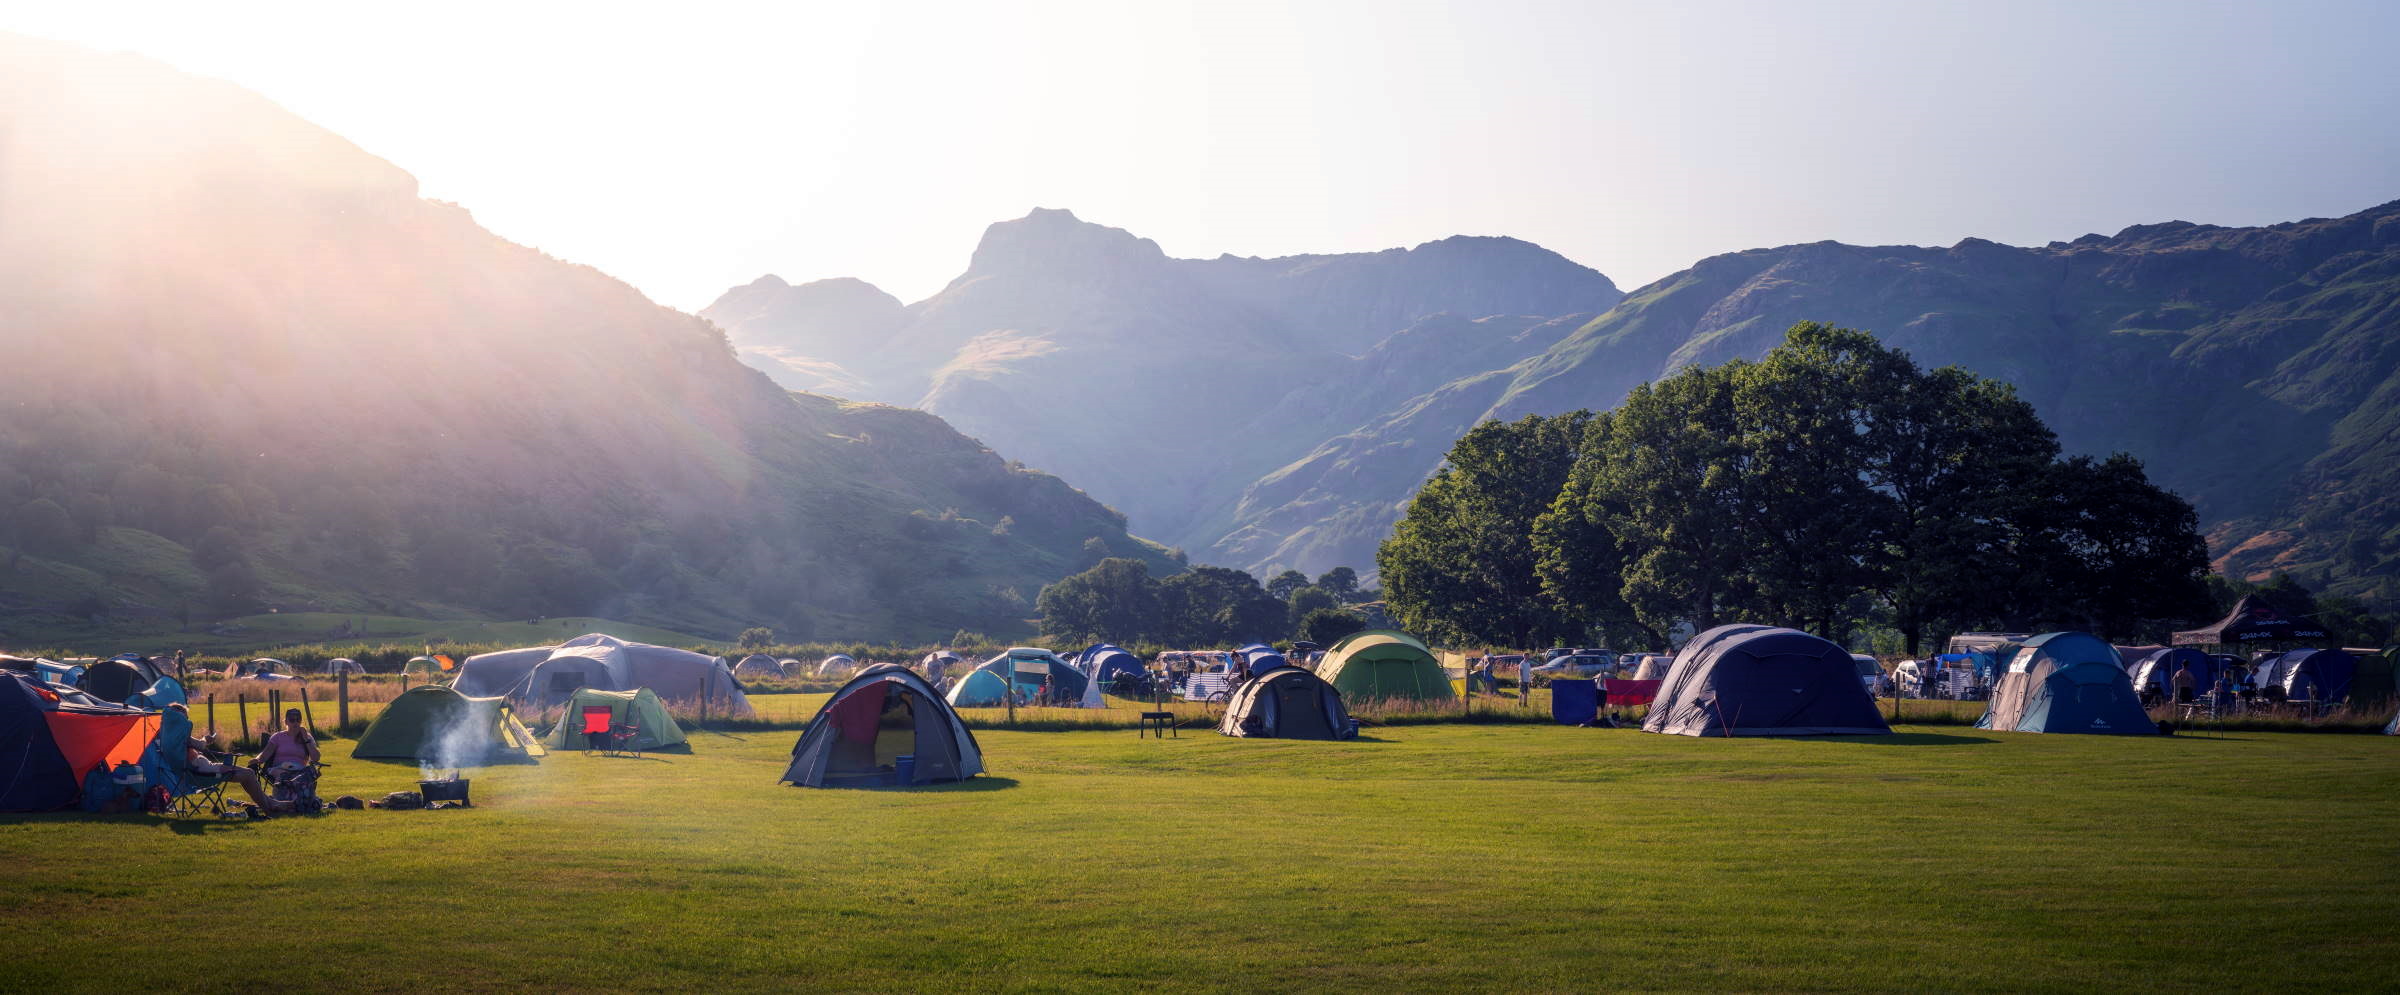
<box><xmin>1976</xmin><ymin>633</ymin><xmax>2155</xmax><ymax>735</ymax></box>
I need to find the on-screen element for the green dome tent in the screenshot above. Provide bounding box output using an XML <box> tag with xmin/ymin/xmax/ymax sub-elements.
<box><xmin>539</xmin><ymin>687</ymin><xmax>690</xmax><ymax>753</ymax></box>
<box><xmin>1315</xmin><ymin>630</ymin><xmax>1451</xmax><ymax>702</ymax></box>
<box><xmin>351</xmin><ymin>685</ymin><xmax>546</xmax><ymax>765</ymax></box>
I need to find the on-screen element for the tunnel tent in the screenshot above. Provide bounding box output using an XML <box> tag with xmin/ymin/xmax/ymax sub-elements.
<box><xmin>453</xmin><ymin>634</ymin><xmax>749</xmax><ymax>713</ymax></box>
<box><xmin>733</xmin><ymin>654</ymin><xmax>784</xmax><ymax>681</ymax></box>
<box><xmin>350</xmin><ymin>685</ymin><xmax>545</xmax><ymax>764</ymax></box>
<box><xmin>946</xmin><ymin>648</ymin><xmax>1088</xmax><ymax>708</ymax></box>
<box><xmin>2252</xmin><ymin>648</ymin><xmax>2359</xmax><ymax>703</ymax></box>
<box><xmin>539</xmin><ymin>687</ymin><xmax>689</xmax><ymax>753</ymax></box>
<box><xmin>1315</xmin><ymin>630</ymin><xmax>1451</xmax><ymax>702</ymax></box>
<box><xmin>2173</xmin><ymin>595</ymin><xmax>2328</xmax><ymax>646</ymax></box>
<box><xmin>2126</xmin><ymin>647</ymin><xmax>2223</xmax><ymax>699</ymax></box>
<box><xmin>784</xmin><ymin>664</ymin><xmax>982</xmax><ymax>788</ymax></box>
<box><xmin>1976</xmin><ymin>632</ymin><xmax>2154</xmax><ymax>735</ymax></box>
<box><xmin>1219</xmin><ymin>666</ymin><xmax>1356</xmax><ymax>740</ymax></box>
<box><xmin>1643</xmin><ymin>626</ymin><xmax>1892</xmax><ymax>737</ymax></box>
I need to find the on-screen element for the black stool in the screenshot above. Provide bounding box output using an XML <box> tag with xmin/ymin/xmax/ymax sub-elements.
<box><xmin>1139</xmin><ymin>711</ymin><xmax>1176</xmax><ymax>738</ymax></box>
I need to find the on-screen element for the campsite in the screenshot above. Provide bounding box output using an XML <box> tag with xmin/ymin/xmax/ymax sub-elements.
<box><xmin>2</xmin><ymin>705</ymin><xmax>2394</xmax><ymax>991</ymax></box>
<box><xmin>7</xmin><ymin>7</ymin><xmax>2400</xmax><ymax>992</ymax></box>
<box><xmin>6</xmin><ymin>628</ymin><xmax>2399</xmax><ymax>991</ymax></box>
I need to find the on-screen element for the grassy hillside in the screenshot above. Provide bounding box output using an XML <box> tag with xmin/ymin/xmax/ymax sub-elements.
<box><xmin>0</xmin><ymin>35</ymin><xmax>1175</xmax><ymax>647</ymax></box>
<box><xmin>3</xmin><ymin>724</ymin><xmax>2393</xmax><ymax>991</ymax></box>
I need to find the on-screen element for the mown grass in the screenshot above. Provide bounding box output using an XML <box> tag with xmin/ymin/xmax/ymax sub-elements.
<box><xmin>2</xmin><ymin>722</ymin><xmax>2395</xmax><ymax>992</ymax></box>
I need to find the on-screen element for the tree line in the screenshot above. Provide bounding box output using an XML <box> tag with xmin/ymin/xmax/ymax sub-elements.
<box><xmin>1035</xmin><ymin>561</ymin><xmax>1378</xmax><ymax>647</ymax></box>
<box><xmin>1379</xmin><ymin>322</ymin><xmax>2218</xmax><ymax>653</ymax></box>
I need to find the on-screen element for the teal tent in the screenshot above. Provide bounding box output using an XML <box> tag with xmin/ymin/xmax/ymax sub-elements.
<box><xmin>1976</xmin><ymin>632</ymin><xmax>2155</xmax><ymax>735</ymax></box>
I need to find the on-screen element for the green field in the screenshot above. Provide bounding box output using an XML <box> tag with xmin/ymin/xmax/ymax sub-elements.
<box><xmin>3</xmin><ymin>722</ymin><xmax>2395</xmax><ymax>992</ymax></box>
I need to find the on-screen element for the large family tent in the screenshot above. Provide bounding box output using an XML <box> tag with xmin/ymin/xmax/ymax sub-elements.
<box><xmin>1976</xmin><ymin>632</ymin><xmax>2154</xmax><ymax>735</ymax></box>
<box><xmin>2251</xmin><ymin>648</ymin><xmax>2358</xmax><ymax>703</ymax></box>
<box><xmin>783</xmin><ymin>664</ymin><xmax>982</xmax><ymax>788</ymax></box>
<box><xmin>350</xmin><ymin>685</ymin><xmax>546</xmax><ymax>764</ymax></box>
<box><xmin>2125</xmin><ymin>647</ymin><xmax>2223</xmax><ymax>699</ymax></box>
<box><xmin>1219</xmin><ymin>666</ymin><xmax>1357</xmax><ymax>740</ymax></box>
<box><xmin>539</xmin><ymin>687</ymin><xmax>690</xmax><ymax>753</ymax></box>
<box><xmin>733</xmin><ymin>654</ymin><xmax>784</xmax><ymax>681</ymax></box>
<box><xmin>0</xmin><ymin>672</ymin><xmax>163</xmax><ymax>811</ymax></box>
<box><xmin>1316</xmin><ymin>631</ymin><xmax>1451</xmax><ymax>702</ymax></box>
<box><xmin>1643</xmin><ymin>626</ymin><xmax>1892</xmax><ymax>737</ymax></box>
<box><xmin>451</xmin><ymin>634</ymin><xmax>749</xmax><ymax>713</ymax></box>
<box><xmin>2173</xmin><ymin>595</ymin><xmax>2328</xmax><ymax>646</ymax></box>
<box><xmin>947</xmin><ymin>648</ymin><xmax>1089</xmax><ymax>707</ymax></box>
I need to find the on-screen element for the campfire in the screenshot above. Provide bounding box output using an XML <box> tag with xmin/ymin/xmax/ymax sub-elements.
<box><xmin>417</xmin><ymin>770</ymin><xmax>472</xmax><ymax>807</ymax></box>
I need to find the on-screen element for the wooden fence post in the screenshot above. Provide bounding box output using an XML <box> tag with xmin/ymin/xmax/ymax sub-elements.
<box><xmin>337</xmin><ymin>668</ymin><xmax>349</xmax><ymax>730</ymax></box>
<box><xmin>207</xmin><ymin>694</ymin><xmax>217</xmax><ymax>739</ymax></box>
<box><xmin>301</xmin><ymin>686</ymin><xmax>317</xmax><ymax>737</ymax></box>
<box><xmin>236</xmin><ymin>694</ymin><xmax>248</xmax><ymax>748</ymax></box>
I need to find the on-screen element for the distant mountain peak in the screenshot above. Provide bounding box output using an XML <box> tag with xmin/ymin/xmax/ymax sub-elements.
<box><xmin>963</xmin><ymin>207</ymin><xmax>1167</xmax><ymax>280</ymax></box>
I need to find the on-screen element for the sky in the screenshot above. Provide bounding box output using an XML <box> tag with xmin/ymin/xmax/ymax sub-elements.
<box><xmin>14</xmin><ymin>0</ymin><xmax>2400</xmax><ymax>310</ymax></box>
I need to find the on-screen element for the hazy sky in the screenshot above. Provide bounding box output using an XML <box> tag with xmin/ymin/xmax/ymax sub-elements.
<box><xmin>16</xmin><ymin>1</ymin><xmax>2400</xmax><ymax>310</ymax></box>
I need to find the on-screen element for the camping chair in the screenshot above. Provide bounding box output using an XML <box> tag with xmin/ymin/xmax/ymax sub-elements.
<box><xmin>581</xmin><ymin>705</ymin><xmax>641</xmax><ymax>757</ymax></box>
<box><xmin>162</xmin><ymin>747</ymin><xmax>234</xmax><ymax>819</ymax></box>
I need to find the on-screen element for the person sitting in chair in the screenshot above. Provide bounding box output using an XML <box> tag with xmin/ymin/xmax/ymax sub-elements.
<box><xmin>255</xmin><ymin>708</ymin><xmax>320</xmax><ymax>773</ymax></box>
<box><xmin>164</xmin><ymin>703</ymin><xmax>283</xmax><ymax>812</ymax></box>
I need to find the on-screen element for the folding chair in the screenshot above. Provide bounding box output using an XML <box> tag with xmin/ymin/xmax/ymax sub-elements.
<box><xmin>581</xmin><ymin>705</ymin><xmax>642</xmax><ymax>757</ymax></box>
<box><xmin>581</xmin><ymin>706</ymin><xmax>616</xmax><ymax>756</ymax></box>
<box><xmin>163</xmin><ymin>751</ymin><xmax>234</xmax><ymax>818</ymax></box>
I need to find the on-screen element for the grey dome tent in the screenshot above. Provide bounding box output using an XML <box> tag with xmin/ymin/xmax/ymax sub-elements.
<box><xmin>1976</xmin><ymin>632</ymin><xmax>2155</xmax><ymax>735</ymax></box>
<box><xmin>778</xmin><ymin>659</ymin><xmax>807</xmax><ymax>678</ymax></box>
<box><xmin>1219</xmin><ymin>666</ymin><xmax>1356</xmax><ymax>740</ymax></box>
<box><xmin>1642</xmin><ymin>626</ymin><xmax>1892</xmax><ymax>737</ymax></box>
<box><xmin>783</xmin><ymin>664</ymin><xmax>982</xmax><ymax>788</ymax></box>
<box><xmin>733</xmin><ymin>654</ymin><xmax>783</xmax><ymax>681</ymax></box>
<box><xmin>323</xmin><ymin>657</ymin><xmax>366</xmax><ymax>676</ymax></box>
<box><xmin>816</xmin><ymin>654</ymin><xmax>857</xmax><ymax>678</ymax></box>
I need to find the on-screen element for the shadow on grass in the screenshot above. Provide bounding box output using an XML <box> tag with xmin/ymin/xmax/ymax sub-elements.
<box><xmin>798</xmin><ymin>775</ymin><xmax>1022</xmax><ymax>793</ymax></box>
<box><xmin>1844</xmin><ymin>731</ymin><xmax>2000</xmax><ymax>746</ymax></box>
<box><xmin>0</xmin><ymin>811</ymin><xmax>261</xmax><ymax>833</ymax></box>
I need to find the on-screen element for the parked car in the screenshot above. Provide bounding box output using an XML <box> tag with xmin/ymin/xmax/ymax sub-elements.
<box><xmin>1534</xmin><ymin>652</ymin><xmax>1618</xmax><ymax>677</ymax></box>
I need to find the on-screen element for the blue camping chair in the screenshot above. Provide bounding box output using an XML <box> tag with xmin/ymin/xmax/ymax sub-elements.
<box><xmin>147</xmin><ymin>708</ymin><xmax>232</xmax><ymax>818</ymax></box>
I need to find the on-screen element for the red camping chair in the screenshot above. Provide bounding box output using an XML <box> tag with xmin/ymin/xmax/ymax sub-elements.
<box><xmin>581</xmin><ymin>705</ymin><xmax>640</xmax><ymax>757</ymax></box>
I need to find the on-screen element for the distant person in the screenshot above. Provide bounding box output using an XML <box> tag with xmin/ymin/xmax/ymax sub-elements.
<box><xmin>2172</xmin><ymin>662</ymin><xmax>2197</xmax><ymax>702</ymax></box>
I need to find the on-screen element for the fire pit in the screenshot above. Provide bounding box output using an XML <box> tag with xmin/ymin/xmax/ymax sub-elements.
<box><xmin>417</xmin><ymin>772</ymin><xmax>472</xmax><ymax>808</ymax></box>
